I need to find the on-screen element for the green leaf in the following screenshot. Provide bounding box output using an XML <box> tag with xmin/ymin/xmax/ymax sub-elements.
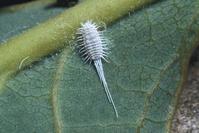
<box><xmin>0</xmin><ymin>0</ymin><xmax>153</xmax><ymax>76</ymax></box>
<box><xmin>0</xmin><ymin>0</ymin><xmax>199</xmax><ymax>133</ymax></box>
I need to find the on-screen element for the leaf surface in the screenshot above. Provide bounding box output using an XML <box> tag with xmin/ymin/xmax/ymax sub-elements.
<box><xmin>0</xmin><ymin>0</ymin><xmax>199</xmax><ymax>133</ymax></box>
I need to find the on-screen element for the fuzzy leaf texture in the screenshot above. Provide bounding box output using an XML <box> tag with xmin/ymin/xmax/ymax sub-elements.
<box><xmin>0</xmin><ymin>0</ymin><xmax>199</xmax><ymax>133</ymax></box>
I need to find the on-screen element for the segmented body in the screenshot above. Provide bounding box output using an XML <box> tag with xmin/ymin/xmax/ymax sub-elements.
<box><xmin>77</xmin><ymin>20</ymin><xmax>118</xmax><ymax>118</ymax></box>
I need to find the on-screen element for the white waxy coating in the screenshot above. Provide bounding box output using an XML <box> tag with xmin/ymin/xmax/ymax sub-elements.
<box><xmin>77</xmin><ymin>21</ymin><xmax>108</xmax><ymax>62</ymax></box>
<box><xmin>77</xmin><ymin>20</ymin><xmax>118</xmax><ymax>118</ymax></box>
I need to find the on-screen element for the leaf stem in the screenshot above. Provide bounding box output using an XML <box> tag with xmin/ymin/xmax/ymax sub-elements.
<box><xmin>0</xmin><ymin>0</ymin><xmax>154</xmax><ymax>75</ymax></box>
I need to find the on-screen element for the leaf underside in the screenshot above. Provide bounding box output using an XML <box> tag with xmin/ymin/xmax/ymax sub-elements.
<box><xmin>0</xmin><ymin>0</ymin><xmax>199</xmax><ymax>133</ymax></box>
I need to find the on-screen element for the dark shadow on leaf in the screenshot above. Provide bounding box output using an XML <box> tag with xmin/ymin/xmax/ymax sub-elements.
<box><xmin>45</xmin><ymin>0</ymin><xmax>78</xmax><ymax>9</ymax></box>
<box><xmin>0</xmin><ymin>0</ymin><xmax>34</xmax><ymax>8</ymax></box>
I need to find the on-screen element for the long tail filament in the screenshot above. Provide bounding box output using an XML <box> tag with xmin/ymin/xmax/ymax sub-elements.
<box><xmin>94</xmin><ymin>59</ymin><xmax>118</xmax><ymax>118</ymax></box>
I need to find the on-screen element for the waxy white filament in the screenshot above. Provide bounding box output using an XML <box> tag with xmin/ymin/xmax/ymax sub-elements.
<box><xmin>77</xmin><ymin>20</ymin><xmax>118</xmax><ymax>118</ymax></box>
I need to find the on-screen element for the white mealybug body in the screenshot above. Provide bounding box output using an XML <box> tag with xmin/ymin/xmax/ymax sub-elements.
<box><xmin>77</xmin><ymin>20</ymin><xmax>118</xmax><ymax>118</ymax></box>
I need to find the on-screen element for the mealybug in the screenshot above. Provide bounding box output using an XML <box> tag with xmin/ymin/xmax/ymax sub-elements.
<box><xmin>76</xmin><ymin>20</ymin><xmax>118</xmax><ymax>118</ymax></box>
